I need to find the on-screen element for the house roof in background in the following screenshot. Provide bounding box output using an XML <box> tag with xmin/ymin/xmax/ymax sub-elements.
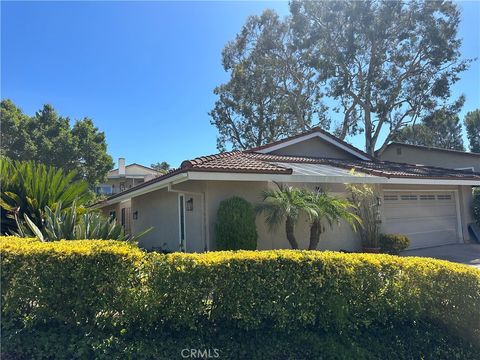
<box><xmin>108</xmin><ymin>163</ymin><xmax>159</xmax><ymax>173</ymax></box>
<box><xmin>382</xmin><ymin>142</ymin><xmax>480</xmax><ymax>157</ymax></box>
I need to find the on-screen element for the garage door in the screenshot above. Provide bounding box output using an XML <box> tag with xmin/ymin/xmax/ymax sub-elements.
<box><xmin>383</xmin><ymin>191</ymin><xmax>460</xmax><ymax>249</ymax></box>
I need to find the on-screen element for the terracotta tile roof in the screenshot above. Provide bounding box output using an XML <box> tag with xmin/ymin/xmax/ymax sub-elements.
<box><xmin>96</xmin><ymin>145</ymin><xmax>480</xmax><ymax>206</ymax></box>
<box><xmin>181</xmin><ymin>151</ymin><xmax>291</xmax><ymax>174</ymax></box>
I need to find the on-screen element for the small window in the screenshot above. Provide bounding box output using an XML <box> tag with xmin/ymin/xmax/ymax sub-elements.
<box><xmin>384</xmin><ymin>195</ymin><xmax>398</xmax><ymax>201</ymax></box>
<box><xmin>400</xmin><ymin>194</ymin><xmax>417</xmax><ymax>201</ymax></box>
<box><xmin>109</xmin><ymin>210</ymin><xmax>116</xmax><ymax>220</ymax></box>
<box><xmin>419</xmin><ymin>194</ymin><xmax>435</xmax><ymax>200</ymax></box>
<box><xmin>396</xmin><ymin>147</ymin><xmax>402</xmax><ymax>155</ymax></box>
<box><xmin>437</xmin><ymin>194</ymin><xmax>452</xmax><ymax>200</ymax></box>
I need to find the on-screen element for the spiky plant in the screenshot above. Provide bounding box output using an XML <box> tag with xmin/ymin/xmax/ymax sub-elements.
<box><xmin>256</xmin><ymin>184</ymin><xmax>316</xmax><ymax>249</ymax></box>
<box><xmin>0</xmin><ymin>158</ymin><xmax>91</xmax><ymax>233</ymax></box>
<box><xmin>14</xmin><ymin>201</ymin><xmax>150</xmax><ymax>242</ymax></box>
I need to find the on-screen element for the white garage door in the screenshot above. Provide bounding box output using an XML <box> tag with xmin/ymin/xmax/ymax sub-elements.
<box><xmin>383</xmin><ymin>191</ymin><xmax>460</xmax><ymax>249</ymax></box>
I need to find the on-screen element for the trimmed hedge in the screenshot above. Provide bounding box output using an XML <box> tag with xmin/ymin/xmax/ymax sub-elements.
<box><xmin>215</xmin><ymin>196</ymin><xmax>258</xmax><ymax>250</ymax></box>
<box><xmin>473</xmin><ymin>187</ymin><xmax>480</xmax><ymax>226</ymax></box>
<box><xmin>1</xmin><ymin>236</ymin><xmax>479</xmax><ymax>359</ymax></box>
<box><xmin>379</xmin><ymin>233</ymin><xmax>410</xmax><ymax>254</ymax></box>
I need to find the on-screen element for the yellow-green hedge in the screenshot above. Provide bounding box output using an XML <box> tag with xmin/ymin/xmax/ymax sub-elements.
<box><xmin>2</xmin><ymin>236</ymin><xmax>479</xmax><ymax>346</ymax></box>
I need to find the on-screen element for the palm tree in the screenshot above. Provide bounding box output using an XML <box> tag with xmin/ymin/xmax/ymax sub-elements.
<box><xmin>305</xmin><ymin>191</ymin><xmax>360</xmax><ymax>250</ymax></box>
<box><xmin>256</xmin><ymin>184</ymin><xmax>316</xmax><ymax>249</ymax></box>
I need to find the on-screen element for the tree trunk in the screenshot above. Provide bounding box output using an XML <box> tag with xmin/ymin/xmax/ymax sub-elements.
<box><xmin>285</xmin><ymin>216</ymin><xmax>299</xmax><ymax>249</ymax></box>
<box><xmin>308</xmin><ymin>219</ymin><xmax>322</xmax><ymax>250</ymax></box>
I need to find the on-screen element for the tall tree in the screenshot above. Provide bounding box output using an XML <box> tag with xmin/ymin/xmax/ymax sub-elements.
<box><xmin>150</xmin><ymin>161</ymin><xmax>171</xmax><ymax>173</ymax></box>
<box><xmin>0</xmin><ymin>99</ymin><xmax>113</xmax><ymax>186</ymax></box>
<box><xmin>291</xmin><ymin>0</ymin><xmax>470</xmax><ymax>157</ymax></box>
<box><xmin>0</xmin><ymin>99</ymin><xmax>35</xmax><ymax>160</ymax></box>
<box><xmin>464</xmin><ymin>109</ymin><xmax>480</xmax><ymax>153</ymax></box>
<box><xmin>210</xmin><ymin>10</ymin><xmax>327</xmax><ymax>151</ymax></box>
<box><xmin>394</xmin><ymin>104</ymin><xmax>465</xmax><ymax>151</ymax></box>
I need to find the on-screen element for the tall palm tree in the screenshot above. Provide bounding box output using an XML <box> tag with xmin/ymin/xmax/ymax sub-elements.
<box><xmin>305</xmin><ymin>191</ymin><xmax>361</xmax><ymax>250</ymax></box>
<box><xmin>256</xmin><ymin>184</ymin><xmax>315</xmax><ymax>249</ymax></box>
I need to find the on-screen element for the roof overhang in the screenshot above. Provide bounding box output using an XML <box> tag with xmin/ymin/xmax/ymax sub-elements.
<box><xmin>92</xmin><ymin>173</ymin><xmax>188</xmax><ymax>209</ymax></box>
<box><xmin>187</xmin><ymin>171</ymin><xmax>480</xmax><ymax>186</ymax></box>
<box><xmin>94</xmin><ymin>168</ymin><xmax>480</xmax><ymax>209</ymax></box>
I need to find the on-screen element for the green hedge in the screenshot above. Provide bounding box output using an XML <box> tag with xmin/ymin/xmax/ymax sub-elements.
<box><xmin>215</xmin><ymin>196</ymin><xmax>258</xmax><ymax>250</ymax></box>
<box><xmin>473</xmin><ymin>187</ymin><xmax>480</xmax><ymax>226</ymax></box>
<box><xmin>1</xmin><ymin>236</ymin><xmax>479</xmax><ymax>359</ymax></box>
<box><xmin>379</xmin><ymin>233</ymin><xmax>410</xmax><ymax>254</ymax></box>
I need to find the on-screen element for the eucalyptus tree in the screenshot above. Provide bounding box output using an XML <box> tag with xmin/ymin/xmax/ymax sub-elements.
<box><xmin>210</xmin><ymin>10</ymin><xmax>327</xmax><ymax>151</ymax></box>
<box><xmin>394</xmin><ymin>104</ymin><xmax>465</xmax><ymax>150</ymax></box>
<box><xmin>291</xmin><ymin>0</ymin><xmax>470</xmax><ymax>156</ymax></box>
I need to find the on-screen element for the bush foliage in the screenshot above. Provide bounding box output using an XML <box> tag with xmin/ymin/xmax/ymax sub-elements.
<box><xmin>379</xmin><ymin>234</ymin><xmax>411</xmax><ymax>255</ymax></box>
<box><xmin>215</xmin><ymin>196</ymin><xmax>257</xmax><ymax>250</ymax></box>
<box><xmin>473</xmin><ymin>187</ymin><xmax>480</xmax><ymax>226</ymax></box>
<box><xmin>1</xmin><ymin>236</ymin><xmax>479</xmax><ymax>359</ymax></box>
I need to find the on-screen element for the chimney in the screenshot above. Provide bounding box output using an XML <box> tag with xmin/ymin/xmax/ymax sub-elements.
<box><xmin>118</xmin><ymin>158</ymin><xmax>126</xmax><ymax>177</ymax></box>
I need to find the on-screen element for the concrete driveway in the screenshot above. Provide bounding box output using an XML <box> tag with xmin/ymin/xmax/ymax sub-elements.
<box><xmin>401</xmin><ymin>244</ymin><xmax>480</xmax><ymax>269</ymax></box>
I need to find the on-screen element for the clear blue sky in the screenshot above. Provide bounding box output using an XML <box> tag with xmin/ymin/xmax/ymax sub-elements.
<box><xmin>2</xmin><ymin>1</ymin><xmax>479</xmax><ymax>168</ymax></box>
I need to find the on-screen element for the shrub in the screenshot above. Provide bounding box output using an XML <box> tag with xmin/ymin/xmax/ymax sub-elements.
<box><xmin>379</xmin><ymin>234</ymin><xmax>410</xmax><ymax>255</ymax></box>
<box><xmin>215</xmin><ymin>197</ymin><xmax>257</xmax><ymax>250</ymax></box>
<box><xmin>1</xmin><ymin>236</ymin><xmax>479</xmax><ymax>359</ymax></box>
<box><xmin>473</xmin><ymin>187</ymin><xmax>480</xmax><ymax>226</ymax></box>
<box><xmin>0</xmin><ymin>158</ymin><xmax>91</xmax><ymax>233</ymax></box>
<box><xmin>346</xmin><ymin>182</ymin><xmax>381</xmax><ymax>248</ymax></box>
<box><xmin>14</xmin><ymin>201</ymin><xmax>151</xmax><ymax>242</ymax></box>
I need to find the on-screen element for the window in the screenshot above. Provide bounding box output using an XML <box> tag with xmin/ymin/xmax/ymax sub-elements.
<box><xmin>121</xmin><ymin>208</ymin><xmax>126</xmax><ymax>227</ymax></box>
<box><xmin>419</xmin><ymin>194</ymin><xmax>435</xmax><ymax>200</ymax></box>
<box><xmin>384</xmin><ymin>195</ymin><xmax>398</xmax><ymax>201</ymax></box>
<box><xmin>437</xmin><ymin>194</ymin><xmax>452</xmax><ymax>200</ymax></box>
<box><xmin>396</xmin><ymin>147</ymin><xmax>402</xmax><ymax>155</ymax></box>
<box><xmin>400</xmin><ymin>194</ymin><xmax>417</xmax><ymax>201</ymax></box>
<box><xmin>109</xmin><ymin>210</ymin><xmax>116</xmax><ymax>220</ymax></box>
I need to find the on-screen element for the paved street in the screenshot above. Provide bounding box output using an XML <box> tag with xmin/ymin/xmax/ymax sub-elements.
<box><xmin>402</xmin><ymin>244</ymin><xmax>480</xmax><ymax>268</ymax></box>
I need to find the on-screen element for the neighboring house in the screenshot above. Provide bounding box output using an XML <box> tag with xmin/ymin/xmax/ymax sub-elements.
<box><xmin>95</xmin><ymin>158</ymin><xmax>160</xmax><ymax>235</ymax></box>
<box><xmin>380</xmin><ymin>142</ymin><xmax>480</xmax><ymax>173</ymax></box>
<box><xmin>94</xmin><ymin>128</ymin><xmax>480</xmax><ymax>252</ymax></box>
<box><xmin>96</xmin><ymin>158</ymin><xmax>160</xmax><ymax>195</ymax></box>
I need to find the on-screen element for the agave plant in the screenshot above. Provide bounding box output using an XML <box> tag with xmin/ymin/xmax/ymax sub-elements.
<box><xmin>0</xmin><ymin>158</ymin><xmax>91</xmax><ymax>233</ymax></box>
<box><xmin>14</xmin><ymin>201</ymin><xmax>150</xmax><ymax>242</ymax></box>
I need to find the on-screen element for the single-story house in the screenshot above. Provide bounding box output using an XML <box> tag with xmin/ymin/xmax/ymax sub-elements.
<box><xmin>94</xmin><ymin>128</ymin><xmax>480</xmax><ymax>252</ymax></box>
<box><xmin>379</xmin><ymin>142</ymin><xmax>480</xmax><ymax>173</ymax></box>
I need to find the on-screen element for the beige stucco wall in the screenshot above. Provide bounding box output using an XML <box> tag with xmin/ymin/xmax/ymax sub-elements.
<box><xmin>202</xmin><ymin>180</ymin><xmax>361</xmax><ymax>252</ymax></box>
<box><xmin>130</xmin><ymin>189</ymin><xmax>180</xmax><ymax>251</ymax></box>
<box><xmin>101</xmin><ymin>179</ymin><xmax>476</xmax><ymax>252</ymax></box>
<box><xmin>381</xmin><ymin>145</ymin><xmax>480</xmax><ymax>172</ymax></box>
<box><xmin>270</xmin><ymin>137</ymin><xmax>357</xmax><ymax>159</ymax></box>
